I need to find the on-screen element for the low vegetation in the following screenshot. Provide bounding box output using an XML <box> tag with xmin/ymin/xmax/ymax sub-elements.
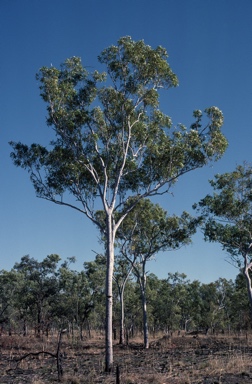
<box><xmin>1</xmin><ymin>331</ymin><xmax>252</xmax><ymax>383</ymax></box>
<box><xmin>1</xmin><ymin>253</ymin><xmax>252</xmax><ymax>383</ymax></box>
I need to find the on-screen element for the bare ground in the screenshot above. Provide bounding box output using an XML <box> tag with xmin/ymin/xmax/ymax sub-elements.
<box><xmin>1</xmin><ymin>332</ymin><xmax>252</xmax><ymax>383</ymax></box>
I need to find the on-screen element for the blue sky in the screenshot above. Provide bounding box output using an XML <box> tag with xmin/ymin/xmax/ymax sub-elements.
<box><xmin>0</xmin><ymin>0</ymin><xmax>251</xmax><ymax>283</ymax></box>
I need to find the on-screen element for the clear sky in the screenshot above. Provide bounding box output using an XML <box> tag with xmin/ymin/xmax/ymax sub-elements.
<box><xmin>0</xmin><ymin>0</ymin><xmax>251</xmax><ymax>283</ymax></box>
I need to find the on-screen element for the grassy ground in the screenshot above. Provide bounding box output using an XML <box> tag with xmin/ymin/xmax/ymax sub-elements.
<box><xmin>1</xmin><ymin>331</ymin><xmax>252</xmax><ymax>383</ymax></box>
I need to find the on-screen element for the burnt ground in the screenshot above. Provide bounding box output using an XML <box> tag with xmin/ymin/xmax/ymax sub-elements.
<box><xmin>1</xmin><ymin>332</ymin><xmax>252</xmax><ymax>383</ymax></box>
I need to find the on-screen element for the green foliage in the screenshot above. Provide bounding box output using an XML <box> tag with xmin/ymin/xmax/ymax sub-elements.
<box><xmin>83</xmin><ymin>255</ymin><xmax>107</xmax><ymax>325</ymax></box>
<box><xmin>231</xmin><ymin>273</ymin><xmax>251</xmax><ymax>329</ymax></box>
<box><xmin>56</xmin><ymin>266</ymin><xmax>94</xmax><ymax>332</ymax></box>
<box><xmin>116</xmin><ymin>198</ymin><xmax>199</xmax><ymax>261</ymax></box>
<box><xmin>10</xmin><ymin>36</ymin><xmax>227</xmax><ymax>226</ymax></box>
<box><xmin>195</xmin><ymin>164</ymin><xmax>252</xmax><ymax>321</ymax></box>
<box><xmin>0</xmin><ymin>254</ymin><xmax>250</xmax><ymax>335</ymax></box>
<box><xmin>13</xmin><ymin>254</ymin><xmax>61</xmax><ymax>333</ymax></box>
<box><xmin>195</xmin><ymin>164</ymin><xmax>252</xmax><ymax>260</ymax></box>
<box><xmin>0</xmin><ymin>270</ymin><xmax>20</xmax><ymax>330</ymax></box>
<box><xmin>113</xmin><ymin>199</ymin><xmax>200</xmax><ymax>346</ymax></box>
<box><xmin>8</xmin><ymin>36</ymin><xmax>227</xmax><ymax>367</ymax></box>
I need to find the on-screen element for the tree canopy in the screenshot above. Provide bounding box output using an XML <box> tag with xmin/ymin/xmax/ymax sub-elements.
<box><xmin>10</xmin><ymin>36</ymin><xmax>227</xmax><ymax>227</ymax></box>
<box><xmin>114</xmin><ymin>198</ymin><xmax>199</xmax><ymax>348</ymax></box>
<box><xmin>195</xmin><ymin>164</ymin><xmax>252</xmax><ymax>315</ymax></box>
<box><xmin>9</xmin><ymin>36</ymin><xmax>228</xmax><ymax>371</ymax></box>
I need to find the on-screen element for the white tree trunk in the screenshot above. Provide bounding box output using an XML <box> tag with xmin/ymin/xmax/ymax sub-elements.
<box><xmin>119</xmin><ymin>287</ymin><xmax>125</xmax><ymax>345</ymax></box>
<box><xmin>243</xmin><ymin>250</ymin><xmax>252</xmax><ymax>320</ymax></box>
<box><xmin>133</xmin><ymin>261</ymin><xmax>149</xmax><ymax>349</ymax></box>
<box><xmin>105</xmin><ymin>213</ymin><xmax>115</xmax><ymax>372</ymax></box>
<box><xmin>142</xmin><ymin>288</ymin><xmax>149</xmax><ymax>348</ymax></box>
<box><xmin>138</xmin><ymin>271</ymin><xmax>149</xmax><ymax>349</ymax></box>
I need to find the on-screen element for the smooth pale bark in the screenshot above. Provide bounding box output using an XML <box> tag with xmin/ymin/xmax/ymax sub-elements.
<box><xmin>119</xmin><ymin>287</ymin><xmax>125</xmax><ymax>345</ymax></box>
<box><xmin>140</xmin><ymin>273</ymin><xmax>149</xmax><ymax>349</ymax></box>
<box><xmin>105</xmin><ymin>213</ymin><xmax>115</xmax><ymax>372</ymax></box>
<box><xmin>134</xmin><ymin>261</ymin><xmax>149</xmax><ymax>348</ymax></box>
<box><xmin>118</xmin><ymin>275</ymin><xmax>131</xmax><ymax>345</ymax></box>
<box><xmin>37</xmin><ymin>302</ymin><xmax>42</xmax><ymax>336</ymax></box>
<box><xmin>114</xmin><ymin>264</ymin><xmax>132</xmax><ymax>345</ymax></box>
<box><xmin>123</xmin><ymin>250</ymin><xmax>150</xmax><ymax>348</ymax></box>
<box><xmin>141</xmin><ymin>286</ymin><xmax>149</xmax><ymax>349</ymax></box>
<box><xmin>243</xmin><ymin>245</ymin><xmax>252</xmax><ymax>320</ymax></box>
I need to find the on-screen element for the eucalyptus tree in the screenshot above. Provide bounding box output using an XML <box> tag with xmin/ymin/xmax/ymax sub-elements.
<box><xmin>116</xmin><ymin>198</ymin><xmax>199</xmax><ymax>348</ymax></box>
<box><xmin>121</xmin><ymin>277</ymin><xmax>141</xmax><ymax>340</ymax></box>
<box><xmin>212</xmin><ymin>278</ymin><xmax>234</xmax><ymax>333</ymax></box>
<box><xmin>166</xmin><ymin>272</ymin><xmax>191</xmax><ymax>332</ymax></box>
<box><xmin>57</xmin><ymin>264</ymin><xmax>94</xmax><ymax>339</ymax></box>
<box><xmin>195</xmin><ymin>280</ymin><xmax>233</xmax><ymax>333</ymax></box>
<box><xmin>231</xmin><ymin>273</ymin><xmax>251</xmax><ymax>331</ymax></box>
<box><xmin>84</xmin><ymin>254</ymin><xmax>107</xmax><ymax>331</ymax></box>
<box><xmin>0</xmin><ymin>270</ymin><xmax>20</xmax><ymax>334</ymax></box>
<box><xmin>182</xmin><ymin>279</ymin><xmax>203</xmax><ymax>331</ymax></box>
<box><xmin>13</xmin><ymin>254</ymin><xmax>60</xmax><ymax>336</ymax></box>
<box><xmin>113</xmin><ymin>255</ymin><xmax>133</xmax><ymax>344</ymax></box>
<box><xmin>144</xmin><ymin>273</ymin><xmax>163</xmax><ymax>334</ymax></box>
<box><xmin>195</xmin><ymin>164</ymin><xmax>252</xmax><ymax>320</ymax></box>
<box><xmin>10</xmin><ymin>36</ymin><xmax>227</xmax><ymax>370</ymax></box>
<box><xmin>152</xmin><ymin>273</ymin><xmax>190</xmax><ymax>333</ymax></box>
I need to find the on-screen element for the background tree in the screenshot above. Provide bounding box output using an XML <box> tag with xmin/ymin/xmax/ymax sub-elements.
<box><xmin>0</xmin><ymin>270</ymin><xmax>20</xmax><ymax>335</ymax></box>
<box><xmin>167</xmin><ymin>272</ymin><xmax>191</xmax><ymax>332</ymax></box>
<box><xmin>13</xmin><ymin>254</ymin><xmax>60</xmax><ymax>336</ymax></box>
<box><xmin>152</xmin><ymin>273</ymin><xmax>189</xmax><ymax>333</ymax></box>
<box><xmin>113</xmin><ymin>255</ymin><xmax>133</xmax><ymax>344</ymax></box>
<box><xmin>195</xmin><ymin>164</ymin><xmax>252</xmax><ymax>320</ymax></box>
<box><xmin>116</xmin><ymin>198</ymin><xmax>199</xmax><ymax>348</ymax></box>
<box><xmin>144</xmin><ymin>273</ymin><xmax>162</xmax><ymax>336</ymax></box>
<box><xmin>57</xmin><ymin>261</ymin><xmax>94</xmax><ymax>340</ymax></box>
<box><xmin>1</xmin><ymin>254</ymin><xmax>252</xmax><ymax>337</ymax></box>
<box><xmin>83</xmin><ymin>254</ymin><xmax>107</xmax><ymax>333</ymax></box>
<box><xmin>10</xmin><ymin>36</ymin><xmax>227</xmax><ymax>371</ymax></box>
<box><xmin>120</xmin><ymin>276</ymin><xmax>141</xmax><ymax>340</ymax></box>
<box><xmin>212</xmin><ymin>278</ymin><xmax>234</xmax><ymax>333</ymax></box>
<box><xmin>198</xmin><ymin>282</ymin><xmax>221</xmax><ymax>333</ymax></box>
<box><xmin>231</xmin><ymin>273</ymin><xmax>251</xmax><ymax>332</ymax></box>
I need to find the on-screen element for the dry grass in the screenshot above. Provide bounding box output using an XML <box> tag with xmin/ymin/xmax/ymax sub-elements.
<box><xmin>0</xmin><ymin>332</ymin><xmax>252</xmax><ymax>383</ymax></box>
<box><xmin>204</xmin><ymin>351</ymin><xmax>252</xmax><ymax>375</ymax></box>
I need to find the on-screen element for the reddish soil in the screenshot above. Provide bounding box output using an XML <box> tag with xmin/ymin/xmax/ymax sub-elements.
<box><xmin>1</xmin><ymin>332</ymin><xmax>252</xmax><ymax>383</ymax></box>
